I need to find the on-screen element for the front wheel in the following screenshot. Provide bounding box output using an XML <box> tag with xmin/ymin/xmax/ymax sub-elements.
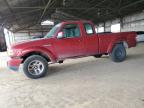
<box><xmin>23</xmin><ymin>55</ymin><xmax>48</xmax><ymax>79</ymax></box>
<box><xmin>110</xmin><ymin>44</ymin><xmax>126</xmax><ymax>62</ymax></box>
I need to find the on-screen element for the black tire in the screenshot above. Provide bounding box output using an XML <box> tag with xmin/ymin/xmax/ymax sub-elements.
<box><xmin>94</xmin><ymin>54</ymin><xmax>102</xmax><ymax>58</ymax></box>
<box><xmin>110</xmin><ymin>44</ymin><xmax>126</xmax><ymax>62</ymax></box>
<box><xmin>23</xmin><ymin>55</ymin><xmax>48</xmax><ymax>79</ymax></box>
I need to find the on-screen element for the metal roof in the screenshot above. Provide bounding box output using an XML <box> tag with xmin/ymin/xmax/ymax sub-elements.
<box><xmin>0</xmin><ymin>0</ymin><xmax>144</xmax><ymax>31</ymax></box>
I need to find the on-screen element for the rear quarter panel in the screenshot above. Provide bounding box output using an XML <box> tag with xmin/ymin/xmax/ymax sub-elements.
<box><xmin>98</xmin><ymin>32</ymin><xmax>137</xmax><ymax>53</ymax></box>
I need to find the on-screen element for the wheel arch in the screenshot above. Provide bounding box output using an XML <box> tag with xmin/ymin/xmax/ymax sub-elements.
<box><xmin>21</xmin><ymin>51</ymin><xmax>50</xmax><ymax>63</ymax></box>
<box><xmin>107</xmin><ymin>41</ymin><xmax>128</xmax><ymax>53</ymax></box>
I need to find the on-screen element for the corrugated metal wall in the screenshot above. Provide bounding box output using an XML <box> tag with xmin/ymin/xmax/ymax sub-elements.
<box><xmin>98</xmin><ymin>11</ymin><xmax>144</xmax><ymax>32</ymax></box>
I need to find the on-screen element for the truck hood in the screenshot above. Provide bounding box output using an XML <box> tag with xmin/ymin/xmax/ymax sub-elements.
<box><xmin>11</xmin><ymin>38</ymin><xmax>54</xmax><ymax>50</ymax></box>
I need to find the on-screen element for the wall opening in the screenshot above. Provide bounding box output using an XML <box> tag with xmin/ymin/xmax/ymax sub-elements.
<box><xmin>98</xmin><ymin>27</ymin><xmax>104</xmax><ymax>33</ymax></box>
<box><xmin>111</xmin><ymin>23</ymin><xmax>120</xmax><ymax>33</ymax></box>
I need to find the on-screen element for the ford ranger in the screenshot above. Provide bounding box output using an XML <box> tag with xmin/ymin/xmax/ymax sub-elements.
<box><xmin>7</xmin><ymin>21</ymin><xmax>137</xmax><ymax>79</ymax></box>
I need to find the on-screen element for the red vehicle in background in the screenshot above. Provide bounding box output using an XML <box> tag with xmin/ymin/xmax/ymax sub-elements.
<box><xmin>7</xmin><ymin>21</ymin><xmax>137</xmax><ymax>79</ymax></box>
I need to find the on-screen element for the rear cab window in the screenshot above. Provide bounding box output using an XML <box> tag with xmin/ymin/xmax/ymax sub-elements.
<box><xmin>84</xmin><ymin>23</ymin><xmax>94</xmax><ymax>35</ymax></box>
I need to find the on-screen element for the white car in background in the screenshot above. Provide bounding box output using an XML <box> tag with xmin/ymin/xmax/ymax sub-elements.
<box><xmin>136</xmin><ymin>32</ymin><xmax>144</xmax><ymax>42</ymax></box>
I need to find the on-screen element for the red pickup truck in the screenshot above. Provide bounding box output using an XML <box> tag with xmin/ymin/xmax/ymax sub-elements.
<box><xmin>7</xmin><ymin>21</ymin><xmax>137</xmax><ymax>79</ymax></box>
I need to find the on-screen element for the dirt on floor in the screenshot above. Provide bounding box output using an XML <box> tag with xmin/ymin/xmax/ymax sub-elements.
<box><xmin>0</xmin><ymin>43</ymin><xmax>144</xmax><ymax>108</ymax></box>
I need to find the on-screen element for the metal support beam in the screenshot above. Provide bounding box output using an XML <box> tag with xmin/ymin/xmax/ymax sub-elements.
<box><xmin>79</xmin><ymin>0</ymin><xmax>108</xmax><ymax>16</ymax></box>
<box><xmin>42</xmin><ymin>0</ymin><xmax>46</xmax><ymax>5</ymax></box>
<box><xmin>12</xmin><ymin>6</ymin><xmax>44</xmax><ymax>9</ymax></box>
<box><xmin>37</xmin><ymin>0</ymin><xmax>54</xmax><ymax>23</ymax></box>
<box><xmin>92</xmin><ymin>0</ymin><xmax>144</xmax><ymax>23</ymax></box>
<box><xmin>4</xmin><ymin>8</ymin><xmax>43</xmax><ymax>19</ymax></box>
<box><xmin>3</xmin><ymin>0</ymin><xmax>18</xmax><ymax>26</ymax></box>
<box><xmin>11</xmin><ymin>7</ymin><xmax>111</xmax><ymax>10</ymax></box>
<box><xmin>120</xmin><ymin>0</ymin><xmax>144</xmax><ymax>10</ymax></box>
<box><xmin>53</xmin><ymin>9</ymin><xmax>81</xmax><ymax>20</ymax></box>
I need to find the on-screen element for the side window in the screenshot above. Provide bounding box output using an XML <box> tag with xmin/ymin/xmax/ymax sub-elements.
<box><xmin>62</xmin><ymin>24</ymin><xmax>80</xmax><ymax>38</ymax></box>
<box><xmin>84</xmin><ymin>23</ymin><xmax>94</xmax><ymax>35</ymax></box>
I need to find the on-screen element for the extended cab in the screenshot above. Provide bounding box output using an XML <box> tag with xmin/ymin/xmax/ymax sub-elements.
<box><xmin>7</xmin><ymin>21</ymin><xmax>137</xmax><ymax>79</ymax></box>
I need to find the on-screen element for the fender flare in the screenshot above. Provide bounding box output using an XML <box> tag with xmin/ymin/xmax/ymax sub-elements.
<box><xmin>21</xmin><ymin>46</ymin><xmax>57</xmax><ymax>63</ymax></box>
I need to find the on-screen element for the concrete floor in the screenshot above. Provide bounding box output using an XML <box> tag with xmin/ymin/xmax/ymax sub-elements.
<box><xmin>0</xmin><ymin>43</ymin><xmax>144</xmax><ymax>108</ymax></box>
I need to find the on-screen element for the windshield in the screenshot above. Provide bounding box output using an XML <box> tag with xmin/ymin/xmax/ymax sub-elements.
<box><xmin>45</xmin><ymin>23</ymin><xmax>61</xmax><ymax>38</ymax></box>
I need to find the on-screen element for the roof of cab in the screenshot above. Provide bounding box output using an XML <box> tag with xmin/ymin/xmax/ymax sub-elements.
<box><xmin>61</xmin><ymin>20</ymin><xmax>92</xmax><ymax>24</ymax></box>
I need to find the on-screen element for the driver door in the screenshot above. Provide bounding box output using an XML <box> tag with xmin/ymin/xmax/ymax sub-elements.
<box><xmin>55</xmin><ymin>23</ymin><xmax>84</xmax><ymax>59</ymax></box>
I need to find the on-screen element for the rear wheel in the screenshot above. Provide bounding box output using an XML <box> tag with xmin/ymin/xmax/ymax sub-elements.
<box><xmin>23</xmin><ymin>55</ymin><xmax>48</xmax><ymax>79</ymax></box>
<box><xmin>110</xmin><ymin>44</ymin><xmax>126</xmax><ymax>62</ymax></box>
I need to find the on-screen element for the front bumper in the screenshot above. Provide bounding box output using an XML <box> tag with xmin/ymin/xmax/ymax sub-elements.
<box><xmin>7</xmin><ymin>57</ymin><xmax>23</xmax><ymax>71</ymax></box>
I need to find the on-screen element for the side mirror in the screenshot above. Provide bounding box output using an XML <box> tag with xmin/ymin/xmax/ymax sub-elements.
<box><xmin>57</xmin><ymin>32</ymin><xmax>64</xmax><ymax>39</ymax></box>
